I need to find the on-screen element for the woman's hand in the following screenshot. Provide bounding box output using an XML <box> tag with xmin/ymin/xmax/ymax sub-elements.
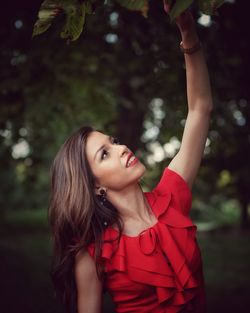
<box><xmin>163</xmin><ymin>0</ymin><xmax>199</xmax><ymax>48</ymax></box>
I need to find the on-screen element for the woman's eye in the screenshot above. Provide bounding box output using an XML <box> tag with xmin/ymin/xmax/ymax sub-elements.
<box><xmin>101</xmin><ymin>149</ymin><xmax>108</xmax><ymax>160</ymax></box>
<box><xmin>101</xmin><ymin>138</ymin><xmax>120</xmax><ymax>160</ymax></box>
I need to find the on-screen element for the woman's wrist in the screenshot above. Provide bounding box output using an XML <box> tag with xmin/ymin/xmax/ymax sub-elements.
<box><xmin>179</xmin><ymin>29</ymin><xmax>201</xmax><ymax>55</ymax></box>
<box><xmin>180</xmin><ymin>30</ymin><xmax>199</xmax><ymax>49</ymax></box>
<box><xmin>180</xmin><ymin>40</ymin><xmax>201</xmax><ymax>55</ymax></box>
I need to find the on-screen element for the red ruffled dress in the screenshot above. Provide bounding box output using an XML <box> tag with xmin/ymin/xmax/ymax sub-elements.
<box><xmin>87</xmin><ymin>167</ymin><xmax>206</xmax><ymax>313</ymax></box>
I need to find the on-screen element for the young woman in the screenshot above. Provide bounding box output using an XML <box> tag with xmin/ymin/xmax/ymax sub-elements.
<box><xmin>49</xmin><ymin>4</ymin><xmax>213</xmax><ymax>313</ymax></box>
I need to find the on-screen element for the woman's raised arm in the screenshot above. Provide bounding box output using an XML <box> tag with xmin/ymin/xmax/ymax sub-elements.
<box><xmin>164</xmin><ymin>2</ymin><xmax>213</xmax><ymax>189</ymax></box>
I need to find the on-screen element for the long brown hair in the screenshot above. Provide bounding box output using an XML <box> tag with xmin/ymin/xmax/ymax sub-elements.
<box><xmin>48</xmin><ymin>125</ymin><xmax>123</xmax><ymax>313</ymax></box>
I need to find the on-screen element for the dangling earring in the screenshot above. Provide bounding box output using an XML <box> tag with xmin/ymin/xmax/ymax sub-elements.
<box><xmin>103</xmin><ymin>221</ymin><xmax>108</xmax><ymax>227</ymax></box>
<box><xmin>99</xmin><ymin>188</ymin><xmax>108</xmax><ymax>227</ymax></box>
<box><xmin>99</xmin><ymin>188</ymin><xmax>107</xmax><ymax>206</ymax></box>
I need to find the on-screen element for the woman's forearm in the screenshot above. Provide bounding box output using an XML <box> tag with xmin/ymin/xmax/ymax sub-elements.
<box><xmin>181</xmin><ymin>32</ymin><xmax>213</xmax><ymax>113</ymax></box>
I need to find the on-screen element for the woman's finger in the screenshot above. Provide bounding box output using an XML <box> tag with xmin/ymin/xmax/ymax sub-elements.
<box><xmin>163</xmin><ymin>0</ymin><xmax>171</xmax><ymax>14</ymax></box>
<box><xmin>175</xmin><ymin>10</ymin><xmax>195</xmax><ymax>33</ymax></box>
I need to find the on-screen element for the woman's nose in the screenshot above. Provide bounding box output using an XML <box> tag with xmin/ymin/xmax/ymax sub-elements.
<box><xmin>119</xmin><ymin>145</ymin><xmax>129</xmax><ymax>157</ymax></box>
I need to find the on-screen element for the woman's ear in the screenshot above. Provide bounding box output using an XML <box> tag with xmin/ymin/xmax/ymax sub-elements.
<box><xmin>95</xmin><ymin>186</ymin><xmax>107</xmax><ymax>196</ymax></box>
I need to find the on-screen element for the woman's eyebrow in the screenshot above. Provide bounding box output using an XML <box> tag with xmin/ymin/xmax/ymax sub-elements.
<box><xmin>94</xmin><ymin>136</ymin><xmax>112</xmax><ymax>161</ymax></box>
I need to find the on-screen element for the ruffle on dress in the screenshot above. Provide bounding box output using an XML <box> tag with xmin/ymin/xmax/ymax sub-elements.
<box><xmin>87</xmin><ymin>168</ymin><xmax>206</xmax><ymax>313</ymax></box>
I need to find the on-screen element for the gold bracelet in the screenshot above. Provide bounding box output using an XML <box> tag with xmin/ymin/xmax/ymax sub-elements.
<box><xmin>180</xmin><ymin>41</ymin><xmax>201</xmax><ymax>55</ymax></box>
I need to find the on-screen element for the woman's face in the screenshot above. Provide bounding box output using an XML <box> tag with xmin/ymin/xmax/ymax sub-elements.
<box><xmin>85</xmin><ymin>131</ymin><xmax>146</xmax><ymax>193</ymax></box>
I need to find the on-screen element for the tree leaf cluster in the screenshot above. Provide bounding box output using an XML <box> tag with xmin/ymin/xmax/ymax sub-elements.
<box><xmin>32</xmin><ymin>0</ymin><xmax>226</xmax><ymax>43</ymax></box>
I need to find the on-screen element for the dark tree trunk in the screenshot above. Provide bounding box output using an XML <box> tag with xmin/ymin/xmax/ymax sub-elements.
<box><xmin>115</xmin><ymin>80</ymin><xmax>147</xmax><ymax>152</ymax></box>
<box><xmin>116</xmin><ymin>102</ymin><xmax>146</xmax><ymax>152</ymax></box>
<box><xmin>240</xmin><ymin>198</ymin><xmax>249</xmax><ymax>229</ymax></box>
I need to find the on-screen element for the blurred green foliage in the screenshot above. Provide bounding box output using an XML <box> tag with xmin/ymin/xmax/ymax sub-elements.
<box><xmin>32</xmin><ymin>0</ymin><xmax>227</xmax><ymax>42</ymax></box>
<box><xmin>0</xmin><ymin>2</ymin><xmax>249</xmax><ymax>312</ymax></box>
<box><xmin>0</xmin><ymin>0</ymin><xmax>249</xmax><ymax>230</ymax></box>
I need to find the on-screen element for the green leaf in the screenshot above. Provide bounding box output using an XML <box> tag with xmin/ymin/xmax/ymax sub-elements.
<box><xmin>169</xmin><ymin>0</ymin><xmax>193</xmax><ymax>22</ymax></box>
<box><xmin>115</xmin><ymin>0</ymin><xmax>149</xmax><ymax>17</ymax></box>
<box><xmin>33</xmin><ymin>0</ymin><xmax>226</xmax><ymax>43</ymax></box>
<box><xmin>32</xmin><ymin>0</ymin><xmax>61</xmax><ymax>37</ymax></box>
<box><xmin>85</xmin><ymin>0</ymin><xmax>93</xmax><ymax>15</ymax></box>
<box><xmin>60</xmin><ymin>2</ymin><xmax>86</xmax><ymax>42</ymax></box>
<box><xmin>198</xmin><ymin>0</ymin><xmax>225</xmax><ymax>15</ymax></box>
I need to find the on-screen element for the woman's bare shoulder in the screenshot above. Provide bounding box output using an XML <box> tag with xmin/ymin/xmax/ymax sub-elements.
<box><xmin>75</xmin><ymin>249</ymin><xmax>103</xmax><ymax>313</ymax></box>
<box><xmin>75</xmin><ymin>249</ymin><xmax>97</xmax><ymax>276</ymax></box>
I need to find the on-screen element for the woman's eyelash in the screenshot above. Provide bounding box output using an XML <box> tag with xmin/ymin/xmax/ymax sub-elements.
<box><xmin>101</xmin><ymin>149</ymin><xmax>108</xmax><ymax>160</ymax></box>
<box><xmin>112</xmin><ymin>137</ymin><xmax>120</xmax><ymax>144</ymax></box>
<box><xmin>101</xmin><ymin>137</ymin><xmax>120</xmax><ymax>160</ymax></box>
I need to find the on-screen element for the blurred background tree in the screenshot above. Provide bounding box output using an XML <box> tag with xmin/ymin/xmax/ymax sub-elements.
<box><xmin>0</xmin><ymin>0</ymin><xmax>249</xmax><ymax>227</ymax></box>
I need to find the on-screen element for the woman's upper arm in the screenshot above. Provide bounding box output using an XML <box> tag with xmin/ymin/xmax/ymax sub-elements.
<box><xmin>168</xmin><ymin>109</ymin><xmax>211</xmax><ymax>189</ymax></box>
<box><xmin>75</xmin><ymin>249</ymin><xmax>103</xmax><ymax>313</ymax></box>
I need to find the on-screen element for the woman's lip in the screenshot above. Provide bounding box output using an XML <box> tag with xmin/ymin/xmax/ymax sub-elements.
<box><xmin>127</xmin><ymin>157</ymin><xmax>138</xmax><ymax>168</ymax></box>
<box><xmin>126</xmin><ymin>152</ymin><xmax>134</xmax><ymax>167</ymax></box>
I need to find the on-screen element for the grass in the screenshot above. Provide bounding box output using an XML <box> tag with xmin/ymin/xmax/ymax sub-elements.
<box><xmin>0</xmin><ymin>209</ymin><xmax>249</xmax><ymax>313</ymax></box>
<box><xmin>197</xmin><ymin>230</ymin><xmax>250</xmax><ymax>313</ymax></box>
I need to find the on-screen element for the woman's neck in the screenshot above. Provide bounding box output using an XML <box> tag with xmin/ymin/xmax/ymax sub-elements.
<box><xmin>107</xmin><ymin>183</ymin><xmax>153</xmax><ymax>224</ymax></box>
